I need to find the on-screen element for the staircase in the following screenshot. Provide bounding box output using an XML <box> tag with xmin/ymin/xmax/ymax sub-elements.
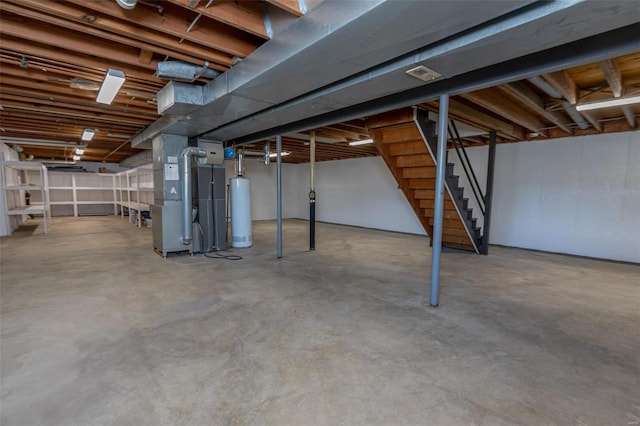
<box><xmin>368</xmin><ymin>107</ymin><xmax>482</xmax><ymax>252</ymax></box>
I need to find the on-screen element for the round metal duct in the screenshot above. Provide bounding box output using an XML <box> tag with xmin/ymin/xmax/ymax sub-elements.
<box><xmin>115</xmin><ymin>0</ymin><xmax>136</xmax><ymax>10</ymax></box>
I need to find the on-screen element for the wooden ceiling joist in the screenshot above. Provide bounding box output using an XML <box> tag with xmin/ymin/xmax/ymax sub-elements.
<box><xmin>63</xmin><ymin>0</ymin><xmax>259</xmax><ymax>58</ymax></box>
<box><xmin>4</xmin><ymin>0</ymin><xmax>232</xmax><ymax>70</ymax></box>
<box><xmin>498</xmin><ymin>82</ymin><xmax>573</xmax><ymax>134</ymax></box>
<box><xmin>599</xmin><ymin>59</ymin><xmax>623</xmax><ymax>98</ymax></box>
<box><xmin>542</xmin><ymin>71</ymin><xmax>578</xmax><ymax>105</ymax></box>
<box><xmin>461</xmin><ymin>89</ymin><xmax>548</xmax><ymax>136</ymax></box>
<box><xmin>164</xmin><ymin>0</ymin><xmax>270</xmax><ymax>40</ymax></box>
<box><xmin>0</xmin><ymin>38</ymin><xmax>163</xmax><ymax>83</ymax></box>
<box><xmin>0</xmin><ymin>17</ymin><xmax>160</xmax><ymax>72</ymax></box>
<box><xmin>266</xmin><ymin>0</ymin><xmax>305</xmax><ymax>16</ymax></box>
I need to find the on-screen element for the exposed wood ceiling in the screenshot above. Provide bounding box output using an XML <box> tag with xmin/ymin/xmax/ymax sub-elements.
<box><xmin>0</xmin><ymin>2</ymin><xmax>638</xmax><ymax>166</ymax></box>
<box><xmin>0</xmin><ymin>0</ymin><xmax>302</xmax><ymax>162</ymax></box>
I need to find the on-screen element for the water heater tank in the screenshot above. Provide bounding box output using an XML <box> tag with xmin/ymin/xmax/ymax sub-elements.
<box><xmin>230</xmin><ymin>177</ymin><xmax>252</xmax><ymax>248</ymax></box>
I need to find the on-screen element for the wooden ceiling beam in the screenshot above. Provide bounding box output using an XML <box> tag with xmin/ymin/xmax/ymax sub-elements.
<box><xmin>1</xmin><ymin>2</ymin><xmax>224</xmax><ymax>73</ymax></box>
<box><xmin>0</xmin><ymin>16</ymin><xmax>160</xmax><ymax>72</ymax></box>
<box><xmin>0</xmin><ymin>60</ymin><xmax>161</xmax><ymax>95</ymax></box>
<box><xmin>5</xmin><ymin>0</ymin><xmax>231</xmax><ymax>70</ymax></box>
<box><xmin>461</xmin><ymin>89</ymin><xmax>548</xmax><ymax>136</ymax></box>
<box><xmin>0</xmin><ymin>96</ymin><xmax>155</xmax><ymax>125</ymax></box>
<box><xmin>0</xmin><ymin>102</ymin><xmax>150</xmax><ymax>126</ymax></box>
<box><xmin>599</xmin><ymin>59</ymin><xmax>623</xmax><ymax>97</ymax></box>
<box><xmin>579</xmin><ymin>110</ymin><xmax>602</xmax><ymax>132</ymax></box>
<box><xmin>138</xmin><ymin>49</ymin><xmax>153</xmax><ymax>65</ymax></box>
<box><xmin>165</xmin><ymin>0</ymin><xmax>269</xmax><ymax>39</ymax></box>
<box><xmin>542</xmin><ymin>71</ymin><xmax>578</xmax><ymax>104</ymax></box>
<box><xmin>0</xmin><ymin>38</ymin><xmax>160</xmax><ymax>83</ymax></box>
<box><xmin>266</xmin><ymin>0</ymin><xmax>305</xmax><ymax>16</ymax></box>
<box><xmin>0</xmin><ymin>112</ymin><xmax>140</xmax><ymax>132</ymax></box>
<box><xmin>436</xmin><ymin>99</ymin><xmax>526</xmax><ymax>141</ymax></box>
<box><xmin>498</xmin><ymin>82</ymin><xmax>573</xmax><ymax>134</ymax></box>
<box><xmin>0</xmin><ymin>85</ymin><xmax>156</xmax><ymax>115</ymax></box>
<box><xmin>64</xmin><ymin>0</ymin><xmax>258</xmax><ymax>58</ymax></box>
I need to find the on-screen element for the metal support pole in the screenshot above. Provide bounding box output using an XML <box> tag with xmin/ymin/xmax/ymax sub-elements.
<box><xmin>276</xmin><ymin>135</ymin><xmax>283</xmax><ymax>259</ymax></box>
<box><xmin>309</xmin><ymin>130</ymin><xmax>316</xmax><ymax>250</ymax></box>
<box><xmin>481</xmin><ymin>131</ymin><xmax>497</xmax><ymax>255</ymax></box>
<box><xmin>430</xmin><ymin>93</ymin><xmax>449</xmax><ymax>308</ymax></box>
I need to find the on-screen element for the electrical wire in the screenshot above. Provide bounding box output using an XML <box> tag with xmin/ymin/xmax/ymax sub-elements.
<box><xmin>204</xmin><ymin>251</ymin><xmax>243</xmax><ymax>260</ymax></box>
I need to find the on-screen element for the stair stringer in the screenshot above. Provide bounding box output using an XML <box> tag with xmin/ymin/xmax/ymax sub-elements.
<box><xmin>413</xmin><ymin>108</ymin><xmax>480</xmax><ymax>253</ymax></box>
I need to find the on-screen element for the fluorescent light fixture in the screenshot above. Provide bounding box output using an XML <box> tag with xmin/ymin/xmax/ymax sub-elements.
<box><xmin>269</xmin><ymin>151</ymin><xmax>291</xmax><ymax>158</ymax></box>
<box><xmin>576</xmin><ymin>94</ymin><xmax>640</xmax><ymax>111</ymax></box>
<box><xmin>75</xmin><ymin>147</ymin><xmax>85</xmax><ymax>155</ymax></box>
<box><xmin>96</xmin><ymin>69</ymin><xmax>125</xmax><ymax>104</ymax></box>
<box><xmin>349</xmin><ymin>139</ymin><xmax>374</xmax><ymax>146</ymax></box>
<box><xmin>81</xmin><ymin>128</ymin><xmax>95</xmax><ymax>141</ymax></box>
<box><xmin>73</xmin><ymin>155</ymin><xmax>81</xmax><ymax>161</ymax></box>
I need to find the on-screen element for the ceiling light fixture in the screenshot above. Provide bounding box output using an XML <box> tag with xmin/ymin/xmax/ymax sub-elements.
<box><xmin>73</xmin><ymin>155</ymin><xmax>81</xmax><ymax>161</ymax></box>
<box><xmin>75</xmin><ymin>147</ymin><xmax>85</xmax><ymax>155</ymax></box>
<box><xmin>349</xmin><ymin>139</ymin><xmax>374</xmax><ymax>146</ymax></box>
<box><xmin>96</xmin><ymin>69</ymin><xmax>126</xmax><ymax>104</ymax></box>
<box><xmin>576</xmin><ymin>94</ymin><xmax>640</xmax><ymax>111</ymax></box>
<box><xmin>269</xmin><ymin>152</ymin><xmax>291</xmax><ymax>158</ymax></box>
<box><xmin>81</xmin><ymin>128</ymin><xmax>95</xmax><ymax>141</ymax></box>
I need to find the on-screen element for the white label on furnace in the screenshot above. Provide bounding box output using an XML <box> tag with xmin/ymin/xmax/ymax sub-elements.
<box><xmin>167</xmin><ymin>156</ymin><xmax>178</xmax><ymax>163</ymax></box>
<box><xmin>165</xmin><ymin>164</ymin><xmax>179</xmax><ymax>181</ymax></box>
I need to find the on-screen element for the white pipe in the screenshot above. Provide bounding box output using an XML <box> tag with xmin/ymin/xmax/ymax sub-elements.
<box><xmin>181</xmin><ymin>146</ymin><xmax>206</xmax><ymax>245</ymax></box>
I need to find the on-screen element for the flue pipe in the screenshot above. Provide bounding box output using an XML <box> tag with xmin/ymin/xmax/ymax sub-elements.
<box><xmin>181</xmin><ymin>146</ymin><xmax>206</xmax><ymax>245</ymax></box>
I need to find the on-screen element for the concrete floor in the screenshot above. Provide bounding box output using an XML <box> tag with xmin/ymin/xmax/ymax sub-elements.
<box><xmin>1</xmin><ymin>216</ymin><xmax>638</xmax><ymax>425</ymax></box>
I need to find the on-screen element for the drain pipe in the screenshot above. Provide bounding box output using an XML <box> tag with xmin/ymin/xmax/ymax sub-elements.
<box><xmin>181</xmin><ymin>146</ymin><xmax>206</xmax><ymax>245</ymax></box>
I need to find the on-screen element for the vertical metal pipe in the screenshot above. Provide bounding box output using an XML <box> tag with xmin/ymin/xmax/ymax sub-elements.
<box><xmin>309</xmin><ymin>130</ymin><xmax>316</xmax><ymax>250</ymax></box>
<box><xmin>181</xmin><ymin>146</ymin><xmax>206</xmax><ymax>245</ymax></box>
<box><xmin>481</xmin><ymin>131</ymin><xmax>497</xmax><ymax>255</ymax></box>
<box><xmin>430</xmin><ymin>93</ymin><xmax>449</xmax><ymax>308</ymax></box>
<box><xmin>237</xmin><ymin>150</ymin><xmax>244</xmax><ymax>176</ymax></box>
<box><xmin>276</xmin><ymin>135</ymin><xmax>283</xmax><ymax>259</ymax></box>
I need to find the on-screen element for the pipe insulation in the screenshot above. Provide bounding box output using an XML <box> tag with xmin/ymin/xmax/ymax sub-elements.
<box><xmin>181</xmin><ymin>146</ymin><xmax>206</xmax><ymax>245</ymax></box>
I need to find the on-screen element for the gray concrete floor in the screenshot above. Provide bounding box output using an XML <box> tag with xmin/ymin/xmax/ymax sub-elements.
<box><xmin>1</xmin><ymin>216</ymin><xmax>638</xmax><ymax>425</ymax></box>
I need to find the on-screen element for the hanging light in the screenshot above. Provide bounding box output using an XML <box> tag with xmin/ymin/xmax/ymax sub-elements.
<box><xmin>81</xmin><ymin>129</ymin><xmax>95</xmax><ymax>141</ymax></box>
<box><xmin>96</xmin><ymin>69</ymin><xmax>126</xmax><ymax>104</ymax></box>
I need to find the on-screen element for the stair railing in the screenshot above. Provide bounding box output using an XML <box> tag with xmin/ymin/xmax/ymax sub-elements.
<box><xmin>448</xmin><ymin>120</ymin><xmax>485</xmax><ymax>216</ymax></box>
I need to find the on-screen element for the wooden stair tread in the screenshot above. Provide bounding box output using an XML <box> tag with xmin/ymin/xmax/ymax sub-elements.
<box><xmin>369</xmin><ymin>108</ymin><xmax>479</xmax><ymax>253</ymax></box>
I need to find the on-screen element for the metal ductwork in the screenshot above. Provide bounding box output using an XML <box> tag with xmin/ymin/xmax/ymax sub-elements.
<box><xmin>562</xmin><ymin>102</ymin><xmax>591</xmax><ymax>130</ymax></box>
<box><xmin>527</xmin><ymin>76</ymin><xmax>563</xmax><ymax>99</ymax></box>
<box><xmin>133</xmin><ymin>0</ymin><xmax>640</xmax><ymax>148</ymax></box>
<box><xmin>156</xmin><ymin>61</ymin><xmax>220</xmax><ymax>83</ymax></box>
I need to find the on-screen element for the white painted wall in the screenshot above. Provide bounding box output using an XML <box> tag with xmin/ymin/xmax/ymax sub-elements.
<box><xmin>493</xmin><ymin>131</ymin><xmax>639</xmax><ymax>262</ymax></box>
<box><xmin>225</xmin><ymin>159</ymin><xmax>298</xmax><ymax>221</ymax></box>
<box><xmin>451</xmin><ymin>131</ymin><xmax>640</xmax><ymax>263</ymax></box>
<box><xmin>294</xmin><ymin>156</ymin><xmax>426</xmax><ymax>235</ymax></box>
<box><xmin>281</xmin><ymin>131</ymin><xmax>639</xmax><ymax>263</ymax></box>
